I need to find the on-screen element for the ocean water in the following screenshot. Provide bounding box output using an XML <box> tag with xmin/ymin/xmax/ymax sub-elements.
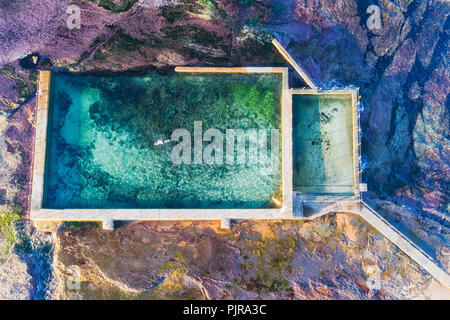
<box><xmin>43</xmin><ymin>72</ymin><xmax>282</xmax><ymax>209</ymax></box>
<box><xmin>293</xmin><ymin>94</ymin><xmax>354</xmax><ymax>194</ymax></box>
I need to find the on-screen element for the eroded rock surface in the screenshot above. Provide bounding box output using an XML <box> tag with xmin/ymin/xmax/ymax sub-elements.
<box><xmin>54</xmin><ymin>218</ymin><xmax>442</xmax><ymax>300</ymax></box>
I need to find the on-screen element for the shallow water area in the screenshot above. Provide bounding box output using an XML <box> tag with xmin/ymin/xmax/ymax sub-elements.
<box><xmin>293</xmin><ymin>94</ymin><xmax>354</xmax><ymax>194</ymax></box>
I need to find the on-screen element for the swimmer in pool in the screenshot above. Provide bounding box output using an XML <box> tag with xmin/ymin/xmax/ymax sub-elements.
<box><xmin>154</xmin><ymin>139</ymin><xmax>171</xmax><ymax>146</ymax></box>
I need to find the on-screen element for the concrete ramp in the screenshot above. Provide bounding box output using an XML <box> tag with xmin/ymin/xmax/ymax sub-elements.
<box><xmin>359</xmin><ymin>202</ymin><xmax>450</xmax><ymax>289</ymax></box>
<box><xmin>272</xmin><ymin>39</ymin><xmax>318</xmax><ymax>89</ymax></box>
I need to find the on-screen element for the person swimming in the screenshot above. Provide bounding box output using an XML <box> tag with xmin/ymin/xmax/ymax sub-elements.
<box><xmin>154</xmin><ymin>139</ymin><xmax>171</xmax><ymax>146</ymax></box>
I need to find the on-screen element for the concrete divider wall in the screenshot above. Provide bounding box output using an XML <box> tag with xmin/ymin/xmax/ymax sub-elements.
<box><xmin>30</xmin><ymin>70</ymin><xmax>51</xmax><ymax>212</ymax></box>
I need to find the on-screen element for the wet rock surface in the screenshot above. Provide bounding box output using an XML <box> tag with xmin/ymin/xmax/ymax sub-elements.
<box><xmin>0</xmin><ymin>0</ymin><xmax>449</xmax><ymax>299</ymax></box>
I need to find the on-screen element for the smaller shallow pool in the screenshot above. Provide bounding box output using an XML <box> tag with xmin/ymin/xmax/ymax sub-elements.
<box><xmin>293</xmin><ymin>94</ymin><xmax>354</xmax><ymax>194</ymax></box>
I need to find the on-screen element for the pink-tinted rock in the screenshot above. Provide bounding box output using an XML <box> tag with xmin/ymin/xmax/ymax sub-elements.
<box><xmin>413</xmin><ymin>68</ymin><xmax>450</xmax><ymax>218</ymax></box>
<box><xmin>368</xmin><ymin>39</ymin><xmax>416</xmax><ymax>140</ymax></box>
<box><xmin>7</xmin><ymin>98</ymin><xmax>37</xmax><ymax>212</ymax></box>
<box><xmin>0</xmin><ymin>0</ymin><xmax>65</xmax><ymax>64</ymax></box>
<box><xmin>416</xmin><ymin>1</ymin><xmax>449</xmax><ymax>68</ymax></box>
<box><xmin>0</xmin><ymin>75</ymin><xmax>20</xmax><ymax>111</ymax></box>
<box><xmin>370</xmin><ymin>0</ymin><xmax>408</xmax><ymax>57</ymax></box>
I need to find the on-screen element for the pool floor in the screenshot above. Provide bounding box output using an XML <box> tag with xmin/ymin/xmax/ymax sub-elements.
<box><xmin>293</xmin><ymin>94</ymin><xmax>354</xmax><ymax>194</ymax></box>
<box><xmin>44</xmin><ymin>72</ymin><xmax>282</xmax><ymax>209</ymax></box>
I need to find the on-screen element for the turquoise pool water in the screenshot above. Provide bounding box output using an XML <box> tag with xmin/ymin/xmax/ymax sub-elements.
<box><xmin>293</xmin><ymin>94</ymin><xmax>354</xmax><ymax>194</ymax></box>
<box><xmin>43</xmin><ymin>72</ymin><xmax>282</xmax><ymax>209</ymax></box>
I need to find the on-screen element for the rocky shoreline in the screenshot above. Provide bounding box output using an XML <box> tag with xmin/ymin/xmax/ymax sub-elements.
<box><xmin>0</xmin><ymin>0</ymin><xmax>448</xmax><ymax>299</ymax></box>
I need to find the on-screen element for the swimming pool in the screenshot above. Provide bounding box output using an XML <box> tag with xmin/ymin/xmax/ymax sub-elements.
<box><xmin>43</xmin><ymin>71</ymin><xmax>283</xmax><ymax>209</ymax></box>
